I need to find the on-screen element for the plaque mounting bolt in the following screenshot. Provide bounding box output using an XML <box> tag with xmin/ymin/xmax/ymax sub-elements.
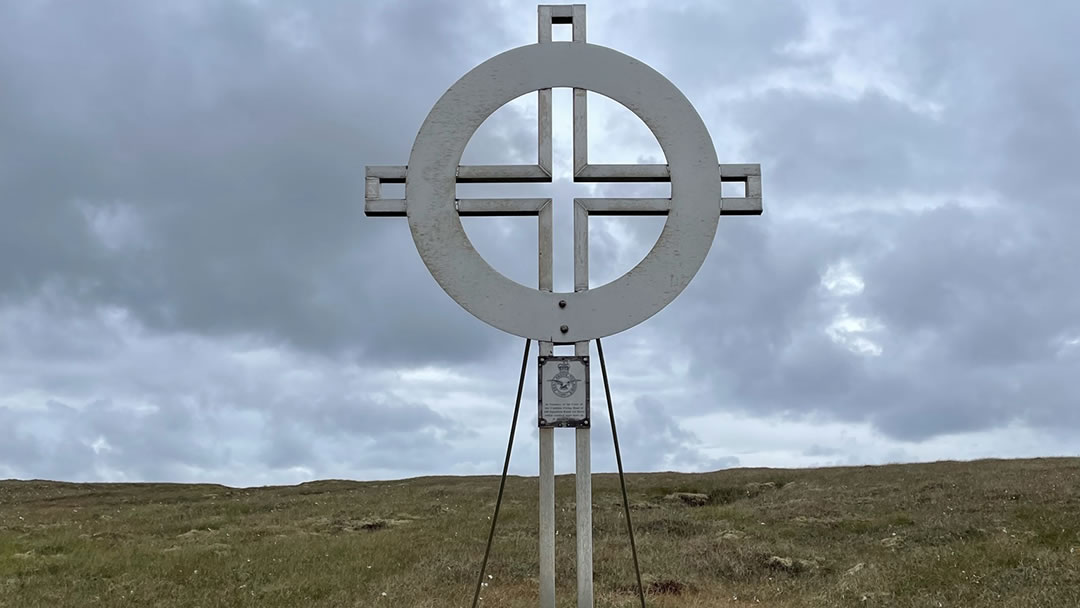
<box><xmin>558</xmin><ymin>299</ymin><xmax>566</xmax><ymax>308</ymax></box>
<box><xmin>560</xmin><ymin>325</ymin><xmax>569</xmax><ymax>333</ymax></box>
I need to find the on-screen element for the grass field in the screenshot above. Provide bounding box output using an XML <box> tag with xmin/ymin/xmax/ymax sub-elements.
<box><xmin>2</xmin><ymin>457</ymin><xmax>1078</xmax><ymax>607</ymax></box>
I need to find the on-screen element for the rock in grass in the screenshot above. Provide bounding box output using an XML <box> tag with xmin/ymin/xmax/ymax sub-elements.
<box><xmin>765</xmin><ymin>555</ymin><xmax>819</xmax><ymax>573</ymax></box>
<box><xmin>880</xmin><ymin>535</ymin><xmax>903</xmax><ymax>549</ymax></box>
<box><xmin>744</xmin><ymin>481</ymin><xmax>778</xmax><ymax>496</ymax></box>
<box><xmin>663</xmin><ymin>492</ymin><xmax>710</xmax><ymax>506</ymax></box>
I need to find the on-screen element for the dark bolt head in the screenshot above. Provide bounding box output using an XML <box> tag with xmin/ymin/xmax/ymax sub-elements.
<box><xmin>558</xmin><ymin>299</ymin><xmax>567</xmax><ymax>308</ymax></box>
<box><xmin>560</xmin><ymin>325</ymin><xmax>569</xmax><ymax>333</ymax></box>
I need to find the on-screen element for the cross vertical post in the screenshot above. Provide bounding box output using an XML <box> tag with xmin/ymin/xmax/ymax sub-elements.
<box><xmin>535</xmin><ymin>5</ymin><xmax>596</xmax><ymax>606</ymax></box>
<box><xmin>536</xmin><ymin>9</ymin><xmax>557</xmax><ymax>608</ymax></box>
<box><xmin>570</xmin><ymin>8</ymin><xmax>592</xmax><ymax>597</ymax></box>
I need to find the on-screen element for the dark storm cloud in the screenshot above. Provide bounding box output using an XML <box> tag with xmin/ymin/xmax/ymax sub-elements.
<box><xmin>0</xmin><ymin>0</ymin><xmax>531</xmax><ymax>366</ymax></box>
<box><xmin>257</xmin><ymin>396</ymin><xmax>461</xmax><ymax>475</ymax></box>
<box><xmin>740</xmin><ymin>91</ymin><xmax>966</xmax><ymax>199</ymax></box>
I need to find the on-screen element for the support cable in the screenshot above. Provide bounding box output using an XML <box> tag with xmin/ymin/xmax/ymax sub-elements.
<box><xmin>596</xmin><ymin>337</ymin><xmax>646</xmax><ymax>608</ymax></box>
<box><xmin>471</xmin><ymin>338</ymin><xmax>531</xmax><ymax>608</ymax></box>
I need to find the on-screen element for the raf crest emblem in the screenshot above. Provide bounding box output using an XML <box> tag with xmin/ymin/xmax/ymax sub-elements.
<box><xmin>549</xmin><ymin>360</ymin><xmax>580</xmax><ymax>398</ymax></box>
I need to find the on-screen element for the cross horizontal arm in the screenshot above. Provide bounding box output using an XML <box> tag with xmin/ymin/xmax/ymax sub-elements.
<box><xmin>575</xmin><ymin>163</ymin><xmax>760</xmax><ymax>183</ymax></box>
<box><xmin>576</xmin><ymin>198</ymin><xmax>668</xmax><ymax>216</ymax></box>
<box><xmin>459</xmin><ymin>198</ymin><xmax>552</xmax><ymax>216</ymax></box>
<box><xmin>575</xmin><ymin>197</ymin><xmax>761</xmax><ymax>216</ymax></box>
<box><xmin>365</xmin><ymin>164</ymin><xmax>761</xmax><ymax>217</ymax></box>
<box><xmin>367</xmin><ymin>165</ymin><xmax>551</xmax><ymax>184</ymax></box>
<box><xmin>366</xmin><ymin>164</ymin><xmax>554</xmax><ymax>217</ymax></box>
<box><xmin>368</xmin><ymin>196</ymin><xmax>758</xmax><ymax>217</ymax></box>
<box><xmin>367</xmin><ymin>163</ymin><xmax>758</xmax><ymax>183</ymax></box>
<box><xmin>721</xmin><ymin>196</ymin><xmax>762</xmax><ymax>215</ymax></box>
<box><xmin>573</xmin><ymin>163</ymin><xmax>762</xmax><ymax>215</ymax></box>
<box><xmin>365</xmin><ymin>198</ymin><xmax>552</xmax><ymax>218</ymax></box>
<box><xmin>575</xmin><ymin>164</ymin><xmax>668</xmax><ymax>182</ymax></box>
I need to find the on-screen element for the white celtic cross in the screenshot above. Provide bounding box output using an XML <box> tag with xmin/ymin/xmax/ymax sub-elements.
<box><xmin>366</xmin><ymin>5</ymin><xmax>761</xmax><ymax>344</ymax></box>
<box><xmin>364</xmin><ymin>5</ymin><xmax>761</xmax><ymax>607</ymax></box>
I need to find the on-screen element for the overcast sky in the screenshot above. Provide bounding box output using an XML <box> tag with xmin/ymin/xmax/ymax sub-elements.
<box><xmin>1</xmin><ymin>0</ymin><xmax>1078</xmax><ymax>485</ymax></box>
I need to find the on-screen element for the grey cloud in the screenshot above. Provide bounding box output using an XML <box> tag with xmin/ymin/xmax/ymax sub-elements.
<box><xmin>579</xmin><ymin>395</ymin><xmax>739</xmax><ymax>474</ymax></box>
<box><xmin>0</xmin><ymin>366</ymin><xmax>461</xmax><ymax>482</ymax></box>
<box><xmin>803</xmin><ymin>444</ymin><xmax>841</xmax><ymax>458</ymax></box>
<box><xmin>601</xmin><ymin>0</ymin><xmax>807</xmax><ymax>100</ymax></box>
<box><xmin>673</xmin><ymin>201</ymin><xmax>1079</xmax><ymax>442</ymax></box>
<box><xmin>860</xmin><ymin>204</ymin><xmax>1078</xmax><ymax>365</ymax></box>
<box><xmin>0</xmin><ymin>288</ymin><xmax>469</xmax><ymax>482</ymax></box>
<box><xmin>281</xmin><ymin>396</ymin><xmax>451</xmax><ymax>438</ymax></box>
<box><xmin>258</xmin><ymin>408</ymin><xmax>459</xmax><ymax>476</ymax></box>
<box><xmin>3</xmin><ymin>0</ymin><xmax>1079</xmax><ymax>484</ymax></box>
<box><xmin>1</xmin><ymin>398</ymin><xmax>223</xmax><ymax>481</ymax></box>
<box><xmin>738</xmin><ymin>91</ymin><xmax>968</xmax><ymax>200</ymax></box>
<box><xmin>0</xmin><ymin>0</ymin><xmax>516</xmax><ymax>366</ymax></box>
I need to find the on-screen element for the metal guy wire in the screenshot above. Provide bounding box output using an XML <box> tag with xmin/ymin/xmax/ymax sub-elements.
<box><xmin>471</xmin><ymin>338</ymin><xmax>531</xmax><ymax>608</ymax></box>
<box><xmin>597</xmin><ymin>337</ymin><xmax>646</xmax><ymax>608</ymax></box>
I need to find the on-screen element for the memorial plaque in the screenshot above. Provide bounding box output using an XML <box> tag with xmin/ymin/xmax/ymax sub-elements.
<box><xmin>538</xmin><ymin>356</ymin><xmax>589</xmax><ymax>428</ymax></box>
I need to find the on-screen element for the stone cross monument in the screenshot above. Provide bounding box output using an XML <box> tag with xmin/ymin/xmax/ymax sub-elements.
<box><xmin>365</xmin><ymin>5</ymin><xmax>762</xmax><ymax>607</ymax></box>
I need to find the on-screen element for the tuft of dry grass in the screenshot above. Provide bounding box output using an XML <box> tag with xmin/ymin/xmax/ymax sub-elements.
<box><xmin>1</xmin><ymin>458</ymin><xmax>1079</xmax><ymax>607</ymax></box>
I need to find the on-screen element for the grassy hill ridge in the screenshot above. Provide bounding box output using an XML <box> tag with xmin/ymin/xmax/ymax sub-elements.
<box><xmin>2</xmin><ymin>457</ymin><xmax>1078</xmax><ymax>607</ymax></box>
